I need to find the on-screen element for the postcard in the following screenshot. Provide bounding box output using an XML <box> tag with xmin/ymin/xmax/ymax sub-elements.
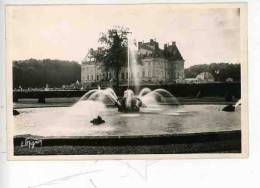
<box><xmin>6</xmin><ymin>3</ymin><xmax>248</xmax><ymax>160</ymax></box>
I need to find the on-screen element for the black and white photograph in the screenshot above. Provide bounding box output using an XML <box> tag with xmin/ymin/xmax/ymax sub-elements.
<box><xmin>6</xmin><ymin>3</ymin><xmax>248</xmax><ymax>158</ymax></box>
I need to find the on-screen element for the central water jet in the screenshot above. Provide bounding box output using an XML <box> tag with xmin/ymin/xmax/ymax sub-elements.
<box><xmin>115</xmin><ymin>34</ymin><xmax>143</xmax><ymax>112</ymax></box>
<box><xmin>78</xmin><ymin>35</ymin><xmax>179</xmax><ymax>113</ymax></box>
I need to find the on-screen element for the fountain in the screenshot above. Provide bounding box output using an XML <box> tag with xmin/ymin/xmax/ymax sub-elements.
<box><xmin>78</xmin><ymin>86</ymin><xmax>178</xmax><ymax>113</ymax></box>
<box><xmin>78</xmin><ymin>35</ymin><xmax>179</xmax><ymax>113</ymax></box>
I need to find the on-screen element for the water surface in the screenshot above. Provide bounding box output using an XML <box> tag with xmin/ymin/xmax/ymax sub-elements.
<box><xmin>14</xmin><ymin>104</ymin><xmax>241</xmax><ymax>137</ymax></box>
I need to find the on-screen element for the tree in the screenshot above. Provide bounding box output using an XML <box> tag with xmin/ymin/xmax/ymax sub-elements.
<box><xmin>184</xmin><ymin>63</ymin><xmax>241</xmax><ymax>82</ymax></box>
<box><xmin>13</xmin><ymin>59</ymin><xmax>81</xmax><ymax>88</ymax></box>
<box><xmin>97</xmin><ymin>26</ymin><xmax>130</xmax><ymax>86</ymax></box>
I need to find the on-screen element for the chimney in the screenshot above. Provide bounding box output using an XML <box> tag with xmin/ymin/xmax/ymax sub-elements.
<box><xmin>172</xmin><ymin>41</ymin><xmax>176</xmax><ymax>46</ymax></box>
<box><xmin>155</xmin><ymin>42</ymin><xmax>159</xmax><ymax>50</ymax></box>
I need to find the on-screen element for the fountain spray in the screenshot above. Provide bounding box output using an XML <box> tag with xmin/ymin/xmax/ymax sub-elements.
<box><xmin>126</xmin><ymin>31</ymin><xmax>132</xmax><ymax>89</ymax></box>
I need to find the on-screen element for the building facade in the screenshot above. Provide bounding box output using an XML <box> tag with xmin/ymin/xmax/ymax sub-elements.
<box><xmin>81</xmin><ymin>39</ymin><xmax>185</xmax><ymax>87</ymax></box>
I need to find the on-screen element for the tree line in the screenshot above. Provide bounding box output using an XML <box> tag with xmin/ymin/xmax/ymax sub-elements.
<box><xmin>13</xmin><ymin>59</ymin><xmax>81</xmax><ymax>88</ymax></box>
<box><xmin>184</xmin><ymin>63</ymin><xmax>241</xmax><ymax>82</ymax></box>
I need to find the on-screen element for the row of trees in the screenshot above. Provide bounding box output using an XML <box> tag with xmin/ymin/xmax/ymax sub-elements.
<box><xmin>13</xmin><ymin>59</ymin><xmax>81</xmax><ymax>88</ymax></box>
<box><xmin>184</xmin><ymin>63</ymin><xmax>241</xmax><ymax>82</ymax></box>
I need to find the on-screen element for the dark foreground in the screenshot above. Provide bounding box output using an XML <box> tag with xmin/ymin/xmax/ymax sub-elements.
<box><xmin>14</xmin><ymin>130</ymin><xmax>241</xmax><ymax>155</ymax></box>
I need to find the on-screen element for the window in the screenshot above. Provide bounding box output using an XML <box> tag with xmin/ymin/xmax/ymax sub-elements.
<box><xmin>91</xmin><ymin>75</ymin><xmax>93</xmax><ymax>80</ymax></box>
<box><xmin>97</xmin><ymin>75</ymin><xmax>99</xmax><ymax>81</ymax></box>
<box><xmin>87</xmin><ymin>75</ymin><xmax>89</xmax><ymax>80</ymax></box>
<box><xmin>121</xmin><ymin>72</ymin><xmax>124</xmax><ymax>80</ymax></box>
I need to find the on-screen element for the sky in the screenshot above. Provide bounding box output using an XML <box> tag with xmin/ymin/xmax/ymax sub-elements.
<box><xmin>6</xmin><ymin>4</ymin><xmax>241</xmax><ymax>68</ymax></box>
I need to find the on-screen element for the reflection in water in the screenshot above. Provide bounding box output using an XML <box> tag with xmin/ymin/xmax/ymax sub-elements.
<box><xmin>14</xmin><ymin>105</ymin><xmax>241</xmax><ymax>137</ymax></box>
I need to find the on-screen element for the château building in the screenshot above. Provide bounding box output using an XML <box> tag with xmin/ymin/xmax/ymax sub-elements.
<box><xmin>81</xmin><ymin>39</ymin><xmax>185</xmax><ymax>87</ymax></box>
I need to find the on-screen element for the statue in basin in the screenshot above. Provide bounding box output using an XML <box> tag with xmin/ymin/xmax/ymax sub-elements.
<box><xmin>116</xmin><ymin>89</ymin><xmax>143</xmax><ymax>113</ymax></box>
